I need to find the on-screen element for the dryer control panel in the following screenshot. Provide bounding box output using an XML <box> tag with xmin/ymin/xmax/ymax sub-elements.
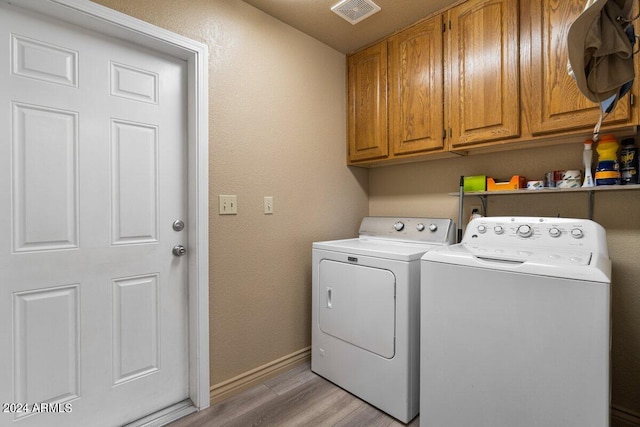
<box><xmin>359</xmin><ymin>216</ymin><xmax>455</xmax><ymax>245</ymax></box>
<box><xmin>464</xmin><ymin>216</ymin><xmax>608</xmax><ymax>256</ymax></box>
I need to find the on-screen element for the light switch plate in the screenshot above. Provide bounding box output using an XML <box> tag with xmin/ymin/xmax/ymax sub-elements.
<box><xmin>219</xmin><ymin>195</ymin><xmax>237</xmax><ymax>214</ymax></box>
<box><xmin>264</xmin><ymin>196</ymin><xmax>273</xmax><ymax>214</ymax></box>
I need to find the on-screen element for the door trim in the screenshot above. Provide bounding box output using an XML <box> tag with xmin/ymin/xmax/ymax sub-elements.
<box><xmin>3</xmin><ymin>0</ymin><xmax>210</xmax><ymax>411</ymax></box>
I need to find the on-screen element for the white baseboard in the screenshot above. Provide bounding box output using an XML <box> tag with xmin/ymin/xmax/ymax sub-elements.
<box><xmin>210</xmin><ymin>347</ymin><xmax>311</xmax><ymax>405</ymax></box>
<box><xmin>124</xmin><ymin>400</ymin><xmax>196</xmax><ymax>427</ymax></box>
<box><xmin>612</xmin><ymin>405</ymin><xmax>640</xmax><ymax>427</ymax></box>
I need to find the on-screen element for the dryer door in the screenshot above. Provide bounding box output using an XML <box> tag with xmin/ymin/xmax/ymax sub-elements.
<box><xmin>318</xmin><ymin>259</ymin><xmax>396</xmax><ymax>358</ymax></box>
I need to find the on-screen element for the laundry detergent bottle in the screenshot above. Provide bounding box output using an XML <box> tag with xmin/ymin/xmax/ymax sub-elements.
<box><xmin>582</xmin><ymin>139</ymin><xmax>594</xmax><ymax>187</ymax></box>
<box><xmin>620</xmin><ymin>137</ymin><xmax>639</xmax><ymax>184</ymax></box>
<box><xmin>595</xmin><ymin>134</ymin><xmax>621</xmax><ymax>186</ymax></box>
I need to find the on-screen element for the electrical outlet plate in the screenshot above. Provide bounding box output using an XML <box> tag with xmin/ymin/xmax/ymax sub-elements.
<box><xmin>219</xmin><ymin>195</ymin><xmax>237</xmax><ymax>215</ymax></box>
<box><xmin>264</xmin><ymin>196</ymin><xmax>273</xmax><ymax>214</ymax></box>
<box><xmin>467</xmin><ymin>204</ymin><xmax>482</xmax><ymax>223</ymax></box>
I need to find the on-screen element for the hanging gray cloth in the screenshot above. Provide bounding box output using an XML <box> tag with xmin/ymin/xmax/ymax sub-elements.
<box><xmin>567</xmin><ymin>0</ymin><xmax>637</xmax><ymax>140</ymax></box>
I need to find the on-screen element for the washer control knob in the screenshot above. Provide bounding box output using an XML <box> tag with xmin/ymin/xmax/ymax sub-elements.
<box><xmin>570</xmin><ymin>228</ymin><xmax>584</xmax><ymax>239</ymax></box>
<box><xmin>548</xmin><ymin>227</ymin><xmax>561</xmax><ymax>238</ymax></box>
<box><xmin>428</xmin><ymin>223</ymin><xmax>438</xmax><ymax>232</ymax></box>
<box><xmin>394</xmin><ymin>221</ymin><xmax>405</xmax><ymax>231</ymax></box>
<box><xmin>517</xmin><ymin>224</ymin><xmax>533</xmax><ymax>238</ymax></box>
<box><xmin>477</xmin><ymin>225</ymin><xmax>487</xmax><ymax>234</ymax></box>
<box><xmin>416</xmin><ymin>223</ymin><xmax>425</xmax><ymax>231</ymax></box>
<box><xmin>494</xmin><ymin>225</ymin><xmax>504</xmax><ymax>235</ymax></box>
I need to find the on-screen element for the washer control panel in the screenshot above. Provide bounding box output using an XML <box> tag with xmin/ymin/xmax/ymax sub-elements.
<box><xmin>463</xmin><ymin>216</ymin><xmax>608</xmax><ymax>255</ymax></box>
<box><xmin>359</xmin><ymin>217</ymin><xmax>456</xmax><ymax>244</ymax></box>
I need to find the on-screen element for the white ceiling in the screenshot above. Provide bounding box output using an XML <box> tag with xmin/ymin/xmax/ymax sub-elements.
<box><xmin>241</xmin><ymin>0</ymin><xmax>461</xmax><ymax>54</ymax></box>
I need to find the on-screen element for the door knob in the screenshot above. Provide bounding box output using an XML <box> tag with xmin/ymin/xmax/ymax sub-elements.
<box><xmin>172</xmin><ymin>245</ymin><xmax>187</xmax><ymax>257</ymax></box>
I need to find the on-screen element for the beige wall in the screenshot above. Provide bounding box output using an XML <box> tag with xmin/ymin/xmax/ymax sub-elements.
<box><xmin>92</xmin><ymin>0</ymin><xmax>368</xmax><ymax>386</ymax></box>
<box><xmin>369</xmin><ymin>142</ymin><xmax>640</xmax><ymax>417</ymax></box>
<box><xmin>92</xmin><ymin>0</ymin><xmax>639</xmax><ymax>419</ymax></box>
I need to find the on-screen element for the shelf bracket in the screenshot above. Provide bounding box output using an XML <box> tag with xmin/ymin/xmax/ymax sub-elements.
<box><xmin>588</xmin><ymin>190</ymin><xmax>595</xmax><ymax>220</ymax></box>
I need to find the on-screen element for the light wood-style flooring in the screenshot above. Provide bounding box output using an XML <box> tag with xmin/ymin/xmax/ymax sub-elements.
<box><xmin>169</xmin><ymin>361</ymin><xmax>419</xmax><ymax>427</ymax></box>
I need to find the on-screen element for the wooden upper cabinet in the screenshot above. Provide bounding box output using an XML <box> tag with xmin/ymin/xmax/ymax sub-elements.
<box><xmin>348</xmin><ymin>41</ymin><xmax>388</xmax><ymax>162</ymax></box>
<box><xmin>344</xmin><ymin>0</ymin><xmax>637</xmax><ymax>166</ymax></box>
<box><xmin>448</xmin><ymin>0</ymin><xmax>520</xmax><ymax>148</ymax></box>
<box><xmin>388</xmin><ymin>15</ymin><xmax>445</xmax><ymax>155</ymax></box>
<box><xmin>527</xmin><ymin>0</ymin><xmax>631</xmax><ymax>135</ymax></box>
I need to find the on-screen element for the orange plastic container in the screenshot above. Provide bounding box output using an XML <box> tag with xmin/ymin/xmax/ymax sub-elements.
<box><xmin>487</xmin><ymin>176</ymin><xmax>527</xmax><ymax>191</ymax></box>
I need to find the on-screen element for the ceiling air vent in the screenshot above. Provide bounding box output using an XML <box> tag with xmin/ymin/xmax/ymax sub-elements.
<box><xmin>331</xmin><ymin>0</ymin><xmax>381</xmax><ymax>25</ymax></box>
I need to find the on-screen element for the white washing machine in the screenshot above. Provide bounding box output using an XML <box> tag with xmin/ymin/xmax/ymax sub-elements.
<box><xmin>312</xmin><ymin>216</ymin><xmax>455</xmax><ymax>423</ymax></box>
<box><xmin>420</xmin><ymin>216</ymin><xmax>611</xmax><ymax>427</ymax></box>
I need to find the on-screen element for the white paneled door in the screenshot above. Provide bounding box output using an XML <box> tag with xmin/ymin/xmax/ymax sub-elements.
<box><xmin>0</xmin><ymin>3</ymin><xmax>190</xmax><ymax>426</ymax></box>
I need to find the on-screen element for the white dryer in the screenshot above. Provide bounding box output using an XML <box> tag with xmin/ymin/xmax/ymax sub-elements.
<box><xmin>420</xmin><ymin>217</ymin><xmax>611</xmax><ymax>427</ymax></box>
<box><xmin>312</xmin><ymin>216</ymin><xmax>455</xmax><ymax>423</ymax></box>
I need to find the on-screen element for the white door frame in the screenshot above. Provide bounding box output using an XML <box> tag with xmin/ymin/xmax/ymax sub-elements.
<box><xmin>2</xmin><ymin>0</ymin><xmax>210</xmax><ymax>411</ymax></box>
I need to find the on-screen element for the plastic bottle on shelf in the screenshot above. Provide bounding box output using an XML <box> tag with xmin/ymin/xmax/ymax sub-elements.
<box><xmin>595</xmin><ymin>134</ymin><xmax>621</xmax><ymax>186</ymax></box>
<box><xmin>620</xmin><ymin>137</ymin><xmax>639</xmax><ymax>185</ymax></box>
<box><xmin>582</xmin><ymin>139</ymin><xmax>594</xmax><ymax>187</ymax></box>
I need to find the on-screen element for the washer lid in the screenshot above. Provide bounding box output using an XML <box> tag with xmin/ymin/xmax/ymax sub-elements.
<box><xmin>460</xmin><ymin>243</ymin><xmax>593</xmax><ymax>266</ymax></box>
<box><xmin>421</xmin><ymin>243</ymin><xmax>611</xmax><ymax>283</ymax></box>
<box><xmin>313</xmin><ymin>237</ymin><xmax>443</xmax><ymax>261</ymax></box>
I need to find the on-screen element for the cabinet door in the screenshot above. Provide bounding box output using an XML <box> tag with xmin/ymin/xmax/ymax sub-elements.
<box><xmin>348</xmin><ymin>41</ymin><xmax>388</xmax><ymax>162</ymax></box>
<box><xmin>527</xmin><ymin>0</ymin><xmax>631</xmax><ymax>135</ymax></box>
<box><xmin>448</xmin><ymin>0</ymin><xmax>520</xmax><ymax>148</ymax></box>
<box><xmin>388</xmin><ymin>15</ymin><xmax>445</xmax><ymax>155</ymax></box>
